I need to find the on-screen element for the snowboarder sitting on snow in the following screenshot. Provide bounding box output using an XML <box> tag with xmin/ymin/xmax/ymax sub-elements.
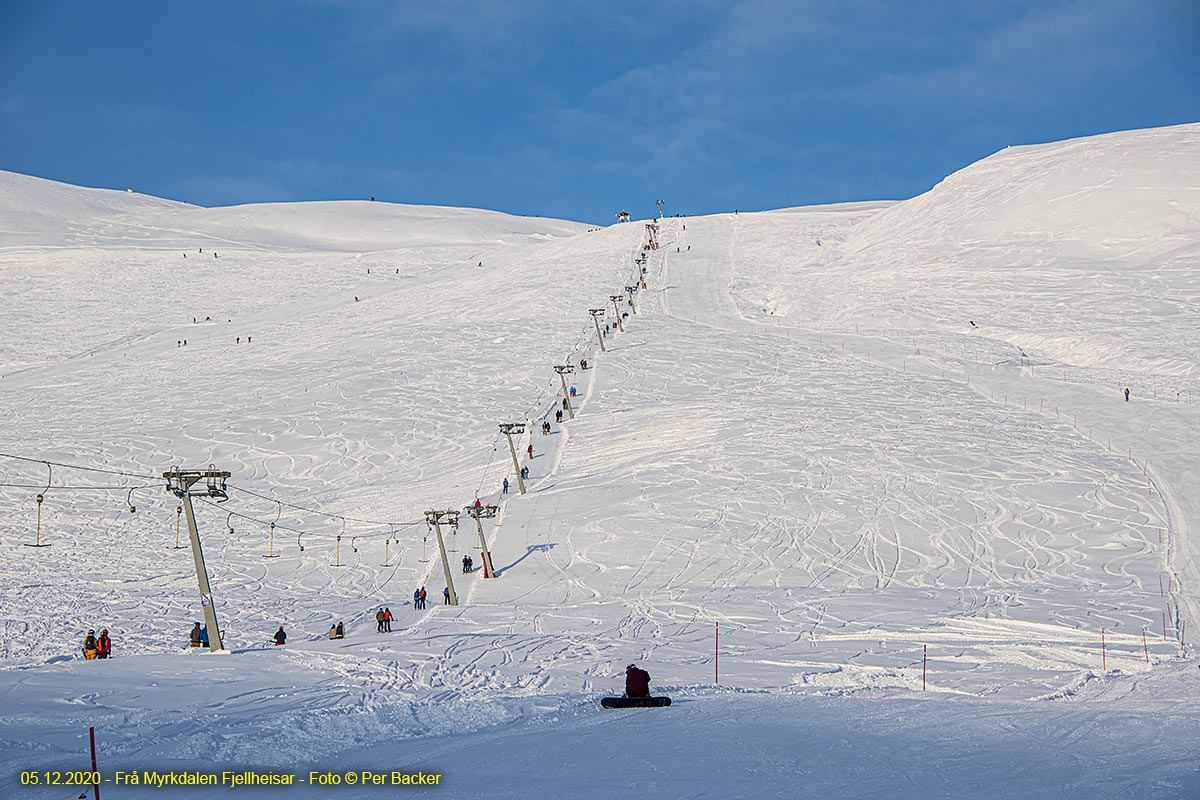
<box><xmin>625</xmin><ymin>664</ymin><xmax>651</xmax><ymax>698</ymax></box>
<box><xmin>189</xmin><ymin>622</ymin><xmax>202</xmax><ymax>648</ymax></box>
<box><xmin>329</xmin><ymin>625</ymin><xmax>339</xmax><ymax>640</ymax></box>
<box><xmin>82</xmin><ymin>630</ymin><xmax>99</xmax><ymax>660</ymax></box>
<box><xmin>329</xmin><ymin>622</ymin><xmax>345</xmax><ymax>639</ymax></box>
<box><xmin>273</xmin><ymin>626</ymin><xmax>287</xmax><ymax>646</ymax></box>
<box><xmin>97</xmin><ymin>629</ymin><xmax>112</xmax><ymax>659</ymax></box>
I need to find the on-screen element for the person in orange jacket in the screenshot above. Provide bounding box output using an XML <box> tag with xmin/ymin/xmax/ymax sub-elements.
<box><xmin>96</xmin><ymin>629</ymin><xmax>112</xmax><ymax>659</ymax></box>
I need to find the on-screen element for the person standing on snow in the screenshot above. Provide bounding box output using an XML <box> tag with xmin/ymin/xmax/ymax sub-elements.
<box><xmin>82</xmin><ymin>630</ymin><xmax>99</xmax><ymax>660</ymax></box>
<box><xmin>376</xmin><ymin>608</ymin><xmax>385</xmax><ymax>632</ymax></box>
<box><xmin>503</xmin><ymin>478</ymin><xmax>510</xmax><ymax>494</ymax></box>
<box><xmin>96</xmin><ymin>629</ymin><xmax>112</xmax><ymax>659</ymax></box>
<box><xmin>273</xmin><ymin>626</ymin><xmax>287</xmax><ymax>646</ymax></box>
<box><xmin>1124</xmin><ymin>387</ymin><xmax>1131</xmax><ymax>402</ymax></box>
<box><xmin>199</xmin><ymin>625</ymin><xmax>209</xmax><ymax>647</ymax></box>
<box><xmin>383</xmin><ymin>607</ymin><xmax>392</xmax><ymax>632</ymax></box>
<box><xmin>443</xmin><ymin>587</ymin><xmax>451</xmax><ymax>605</ymax></box>
<box><xmin>419</xmin><ymin>587</ymin><xmax>427</xmax><ymax>609</ymax></box>
<box><xmin>527</xmin><ymin>444</ymin><xmax>534</xmax><ymax>459</ymax></box>
<box><xmin>189</xmin><ymin>622</ymin><xmax>202</xmax><ymax>648</ymax></box>
<box><xmin>413</xmin><ymin>589</ymin><xmax>420</xmax><ymax>610</ymax></box>
<box><xmin>463</xmin><ymin>554</ymin><xmax>472</xmax><ymax>573</ymax></box>
<box><xmin>624</xmin><ymin>663</ymin><xmax>651</xmax><ymax>698</ymax></box>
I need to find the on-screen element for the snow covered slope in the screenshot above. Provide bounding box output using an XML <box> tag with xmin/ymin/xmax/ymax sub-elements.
<box><xmin>0</xmin><ymin>124</ymin><xmax>1197</xmax><ymax>798</ymax></box>
<box><xmin>0</xmin><ymin>169</ymin><xmax>587</xmax><ymax>251</ymax></box>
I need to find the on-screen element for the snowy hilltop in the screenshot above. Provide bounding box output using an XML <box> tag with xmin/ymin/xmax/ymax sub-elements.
<box><xmin>0</xmin><ymin>123</ymin><xmax>1197</xmax><ymax>798</ymax></box>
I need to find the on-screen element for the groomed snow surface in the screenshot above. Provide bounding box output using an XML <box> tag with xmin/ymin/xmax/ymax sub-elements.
<box><xmin>1</xmin><ymin>123</ymin><xmax>1198</xmax><ymax>798</ymax></box>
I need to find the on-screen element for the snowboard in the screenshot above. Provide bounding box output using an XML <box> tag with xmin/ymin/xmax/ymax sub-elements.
<box><xmin>600</xmin><ymin>696</ymin><xmax>671</xmax><ymax>709</ymax></box>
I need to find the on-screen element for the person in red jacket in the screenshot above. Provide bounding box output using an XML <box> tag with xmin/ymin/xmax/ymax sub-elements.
<box><xmin>96</xmin><ymin>629</ymin><xmax>112</xmax><ymax>659</ymax></box>
<box><xmin>625</xmin><ymin>664</ymin><xmax>651</xmax><ymax>698</ymax></box>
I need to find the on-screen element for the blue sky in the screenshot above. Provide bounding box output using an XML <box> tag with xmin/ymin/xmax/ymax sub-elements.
<box><xmin>1</xmin><ymin>1</ymin><xmax>1197</xmax><ymax>223</ymax></box>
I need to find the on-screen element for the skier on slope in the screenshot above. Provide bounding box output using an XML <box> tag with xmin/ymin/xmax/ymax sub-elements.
<box><xmin>413</xmin><ymin>589</ymin><xmax>420</xmax><ymax>610</ymax></box>
<box><xmin>384</xmin><ymin>607</ymin><xmax>393</xmax><ymax>632</ymax></box>
<box><xmin>96</xmin><ymin>629</ymin><xmax>112</xmax><ymax>660</ymax></box>
<box><xmin>81</xmin><ymin>630</ymin><xmax>98</xmax><ymax>661</ymax></box>
<box><xmin>273</xmin><ymin>626</ymin><xmax>287</xmax><ymax>646</ymax></box>
<box><xmin>624</xmin><ymin>664</ymin><xmax>651</xmax><ymax>698</ymax></box>
<box><xmin>443</xmin><ymin>587</ymin><xmax>451</xmax><ymax>605</ymax></box>
<box><xmin>1124</xmin><ymin>387</ymin><xmax>1131</xmax><ymax>402</ymax></box>
<box><xmin>419</xmin><ymin>587</ymin><xmax>427</xmax><ymax>609</ymax></box>
<box><xmin>376</xmin><ymin>608</ymin><xmax>385</xmax><ymax>632</ymax></box>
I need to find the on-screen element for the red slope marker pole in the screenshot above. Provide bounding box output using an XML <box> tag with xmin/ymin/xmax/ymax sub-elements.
<box><xmin>1143</xmin><ymin>628</ymin><xmax>1149</xmax><ymax>663</ymax></box>
<box><xmin>90</xmin><ymin>726</ymin><xmax>101</xmax><ymax>800</ymax></box>
<box><xmin>1101</xmin><ymin>629</ymin><xmax>1106</xmax><ymax>673</ymax></box>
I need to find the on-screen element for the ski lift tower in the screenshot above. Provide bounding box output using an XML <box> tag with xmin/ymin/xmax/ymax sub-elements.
<box><xmin>163</xmin><ymin>466</ymin><xmax>230</xmax><ymax>651</ymax></box>
<box><xmin>656</xmin><ymin>199</ymin><xmax>665</xmax><ymax>218</ymax></box>
<box><xmin>464</xmin><ymin>504</ymin><xmax>500</xmax><ymax>578</ymax></box>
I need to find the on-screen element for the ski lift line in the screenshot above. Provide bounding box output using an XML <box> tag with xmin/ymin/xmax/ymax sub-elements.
<box><xmin>0</xmin><ymin>482</ymin><xmax>160</xmax><ymax>491</ymax></box>
<box><xmin>194</xmin><ymin>497</ymin><xmax>422</xmax><ymax>542</ymax></box>
<box><xmin>0</xmin><ymin>451</ymin><xmax>158</xmax><ymax>480</ymax></box>
<box><xmin>224</xmin><ymin>484</ymin><xmax>423</xmax><ymax>528</ymax></box>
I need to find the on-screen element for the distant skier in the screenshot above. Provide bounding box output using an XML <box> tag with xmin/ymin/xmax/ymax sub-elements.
<box><xmin>376</xmin><ymin>608</ymin><xmax>385</xmax><ymax>632</ymax></box>
<box><xmin>97</xmin><ymin>629</ymin><xmax>111</xmax><ymax>659</ymax></box>
<box><xmin>503</xmin><ymin>477</ymin><xmax>510</xmax><ymax>494</ymax></box>
<box><xmin>527</xmin><ymin>444</ymin><xmax>534</xmax><ymax>459</ymax></box>
<box><xmin>413</xmin><ymin>589</ymin><xmax>420</xmax><ymax>609</ymax></box>
<box><xmin>419</xmin><ymin>587</ymin><xmax>427</xmax><ymax>609</ymax></box>
<box><xmin>335</xmin><ymin>621</ymin><xmax>345</xmax><ymax>638</ymax></box>
<box><xmin>624</xmin><ymin>664</ymin><xmax>651</xmax><ymax>698</ymax></box>
<box><xmin>556</xmin><ymin>409</ymin><xmax>563</xmax><ymax>423</ymax></box>
<box><xmin>562</xmin><ymin>398</ymin><xmax>569</xmax><ymax>410</ymax></box>
<box><xmin>189</xmin><ymin>622</ymin><xmax>202</xmax><ymax>648</ymax></box>
<box><xmin>474</xmin><ymin>497</ymin><xmax>482</xmax><ymax>509</ymax></box>
<box><xmin>443</xmin><ymin>587</ymin><xmax>450</xmax><ymax>605</ymax></box>
<box><xmin>82</xmin><ymin>630</ymin><xmax>98</xmax><ymax>660</ymax></box>
<box><xmin>462</xmin><ymin>554</ymin><xmax>472</xmax><ymax>573</ymax></box>
<box><xmin>569</xmin><ymin>386</ymin><xmax>577</xmax><ymax>397</ymax></box>
<box><xmin>329</xmin><ymin>624</ymin><xmax>339</xmax><ymax>640</ymax></box>
<box><xmin>580</xmin><ymin>359</ymin><xmax>588</xmax><ymax>370</ymax></box>
<box><xmin>521</xmin><ymin>465</ymin><xmax>529</xmax><ymax>480</ymax></box>
<box><xmin>199</xmin><ymin>625</ymin><xmax>209</xmax><ymax>647</ymax></box>
<box><xmin>273</xmin><ymin>626</ymin><xmax>287</xmax><ymax>646</ymax></box>
<box><xmin>1124</xmin><ymin>387</ymin><xmax>1131</xmax><ymax>402</ymax></box>
<box><xmin>384</xmin><ymin>608</ymin><xmax>392</xmax><ymax>632</ymax></box>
